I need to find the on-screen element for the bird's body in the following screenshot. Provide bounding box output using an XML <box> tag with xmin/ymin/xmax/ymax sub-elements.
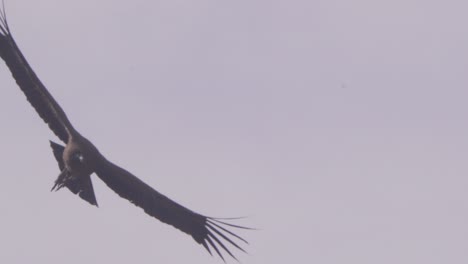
<box><xmin>50</xmin><ymin>133</ymin><xmax>101</xmax><ymax>206</ymax></box>
<box><xmin>0</xmin><ymin>6</ymin><xmax>248</xmax><ymax>261</ymax></box>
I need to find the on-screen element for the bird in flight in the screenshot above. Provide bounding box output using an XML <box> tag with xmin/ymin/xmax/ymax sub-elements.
<box><xmin>0</xmin><ymin>6</ymin><xmax>248</xmax><ymax>261</ymax></box>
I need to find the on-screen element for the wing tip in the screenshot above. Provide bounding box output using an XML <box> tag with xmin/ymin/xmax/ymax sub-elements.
<box><xmin>199</xmin><ymin>217</ymin><xmax>251</xmax><ymax>262</ymax></box>
<box><xmin>0</xmin><ymin>0</ymin><xmax>9</xmax><ymax>36</ymax></box>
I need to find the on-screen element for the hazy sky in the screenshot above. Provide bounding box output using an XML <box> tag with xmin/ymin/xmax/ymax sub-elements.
<box><xmin>1</xmin><ymin>0</ymin><xmax>468</xmax><ymax>263</ymax></box>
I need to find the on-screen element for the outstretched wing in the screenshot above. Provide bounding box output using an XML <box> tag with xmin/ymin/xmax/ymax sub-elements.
<box><xmin>0</xmin><ymin>8</ymin><xmax>73</xmax><ymax>143</ymax></box>
<box><xmin>49</xmin><ymin>141</ymin><xmax>98</xmax><ymax>206</ymax></box>
<box><xmin>95</xmin><ymin>158</ymin><xmax>249</xmax><ymax>261</ymax></box>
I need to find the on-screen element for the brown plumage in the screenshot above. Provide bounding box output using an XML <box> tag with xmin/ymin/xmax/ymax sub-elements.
<box><xmin>0</xmin><ymin>6</ymin><xmax>248</xmax><ymax>261</ymax></box>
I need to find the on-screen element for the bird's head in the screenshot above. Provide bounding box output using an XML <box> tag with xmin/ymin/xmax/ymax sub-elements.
<box><xmin>71</xmin><ymin>151</ymin><xmax>84</xmax><ymax>163</ymax></box>
<box><xmin>64</xmin><ymin>135</ymin><xmax>101</xmax><ymax>175</ymax></box>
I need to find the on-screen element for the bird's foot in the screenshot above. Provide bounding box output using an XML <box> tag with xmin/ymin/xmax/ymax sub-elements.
<box><xmin>51</xmin><ymin>169</ymin><xmax>72</xmax><ymax>192</ymax></box>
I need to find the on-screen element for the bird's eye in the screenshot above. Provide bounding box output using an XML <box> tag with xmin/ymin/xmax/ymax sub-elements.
<box><xmin>72</xmin><ymin>152</ymin><xmax>84</xmax><ymax>163</ymax></box>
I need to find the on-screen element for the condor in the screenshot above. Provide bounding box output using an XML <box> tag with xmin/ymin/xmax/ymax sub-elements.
<box><xmin>0</xmin><ymin>6</ymin><xmax>248</xmax><ymax>261</ymax></box>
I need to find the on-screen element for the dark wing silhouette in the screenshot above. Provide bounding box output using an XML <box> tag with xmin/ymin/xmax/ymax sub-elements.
<box><xmin>0</xmin><ymin>8</ymin><xmax>72</xmax><ymax>143</ymax></box>
<box><xmin>95</xmin><ymin>158</ymin><xmax>249</xmax><ymax>261</ymax></box>
<box><xmin>49</xmin><ymin>141</ymin><xmax>98</xmax><ymax>206</ymax></box>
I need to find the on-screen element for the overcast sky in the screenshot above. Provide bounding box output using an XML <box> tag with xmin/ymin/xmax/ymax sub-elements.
<box><xmin>1</xmin><ymin>0</ymin><xmax>468</xmax><ymax>263</ymax></box>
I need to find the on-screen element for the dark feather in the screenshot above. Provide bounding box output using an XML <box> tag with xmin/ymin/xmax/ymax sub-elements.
<box><xmin>95</xmin><ymin>159</ymin><xmax>248</xmax><ymax>259</ymax></box>
<box><xmin>0</xmin><ymin>10</ymin><xmax>72</xmax><ymax>143</ymax></box>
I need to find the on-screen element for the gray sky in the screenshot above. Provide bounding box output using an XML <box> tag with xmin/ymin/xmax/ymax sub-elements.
<box><xmin>1</xmin><ymin>0</ymin><xmax>468</xmax><ymax>263</ymax></box>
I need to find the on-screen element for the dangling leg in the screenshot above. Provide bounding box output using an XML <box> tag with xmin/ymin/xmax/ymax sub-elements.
<box><xmin>51</xmin><ymin>168</ymin><xmax>72</xmax><ymax>191</ymax></box>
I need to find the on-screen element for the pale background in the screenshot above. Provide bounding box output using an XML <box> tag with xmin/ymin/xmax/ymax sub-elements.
<box><xmin>1</xmin><ymin>0</ymin><xmax>468</xmax><ymax>263</ymax></box>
